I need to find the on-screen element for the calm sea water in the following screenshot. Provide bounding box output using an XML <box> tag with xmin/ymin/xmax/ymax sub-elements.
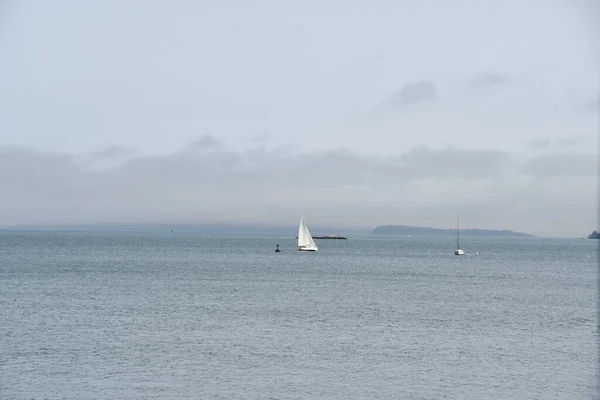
<box><xmin>0</xmin><ymin>232</ymin><xmax>597</xmax><ymax>399</ymax></box>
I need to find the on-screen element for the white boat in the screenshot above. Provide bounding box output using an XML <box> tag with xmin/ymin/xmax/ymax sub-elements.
<box><xmin>454</xmin><ymin>218</ymin><xmax>464</xmax><ymax>255</ymax></box>
<box><xmin>298</xmin><ymin>215</ymin><xmax>318</xmax><ymax>252</ymax></box>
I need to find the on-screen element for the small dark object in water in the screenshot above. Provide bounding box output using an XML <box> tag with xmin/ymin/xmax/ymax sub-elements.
<box><xmin>275</xmin><ymin>244</ymin><xmax>281</xmax><ymax>252</ymax></box>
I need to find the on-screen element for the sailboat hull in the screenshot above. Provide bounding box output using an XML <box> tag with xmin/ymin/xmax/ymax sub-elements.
<box><xmin>298</xmin><ymin>247</ymin><xmax>317</xmax><ymax>252</ymax></box>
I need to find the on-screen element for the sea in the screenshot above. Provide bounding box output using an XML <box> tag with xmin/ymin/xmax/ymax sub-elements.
<box><xmin>1</xmin><ymin>231</ymin><xmax>598</xmax><ymax>399</ymax></box>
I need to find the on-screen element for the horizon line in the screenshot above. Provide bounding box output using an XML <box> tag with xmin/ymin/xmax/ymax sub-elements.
<box><xmin>0</xmin><ymin>221</ymin><xmax>557</xmax><ymax>237</ymax></box>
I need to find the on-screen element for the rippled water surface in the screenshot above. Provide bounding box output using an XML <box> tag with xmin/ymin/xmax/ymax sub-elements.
<box><xmin>1</xmin><ymin>232</ymin><xmax>597</xmax><ymax>399</ymax></box>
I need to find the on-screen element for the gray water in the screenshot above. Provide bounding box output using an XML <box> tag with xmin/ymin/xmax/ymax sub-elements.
<box><xmin>1</xmin><ymin>232</ymin><xmax>597</xmax><ymax>399</ymax></box>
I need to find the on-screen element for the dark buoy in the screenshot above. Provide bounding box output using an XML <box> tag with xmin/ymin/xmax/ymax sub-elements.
<box><xmin>275</xmin><ymin>244</ymin><xmax>281</xmax><ymax>253</ymax></box>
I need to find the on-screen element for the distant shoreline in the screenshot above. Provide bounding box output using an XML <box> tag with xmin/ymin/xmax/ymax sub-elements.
<box><xmin>0</xmin><ymin>223</ymin><xmax>368</xmax><ymax>236</ymax></box>
<box><xmin>295</xmin><ymin>235</ymin><xmax>348</xmax><ymax>240</ymax></box>
<box><xmin>1</xmin><ymin>223</ymin><xmax>536</xmax><ymax>238</ymax></box>
<box><xmin>372</xmin><ymin>225</ymin><xmax>534</xmax><ymax>237</ymax></box>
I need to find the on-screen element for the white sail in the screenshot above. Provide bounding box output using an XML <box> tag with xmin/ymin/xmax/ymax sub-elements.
<box><xmin>298</xmin><ymin>215</ymin><xmax>318</xmax><ymax>251</ymax></box>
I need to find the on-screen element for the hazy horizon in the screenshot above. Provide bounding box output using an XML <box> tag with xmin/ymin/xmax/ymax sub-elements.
<box><xmin>0</xmin><ymin>1</ymin><xmax>598</xmax><ymax>237</ymax></box>
<box><xmin>0</xmin><ymin>220</ymin><xmax>556</xmax><ymax>238</ymax></box>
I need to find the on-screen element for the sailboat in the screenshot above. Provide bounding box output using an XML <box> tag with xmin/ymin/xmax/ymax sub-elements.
<box><xmin>298</xmin><ymin>215</ymin><xmax>318</xmax><ymax>252</ymax></box>
<box><xmin>454</xmin><ymin>218</ymin><xmax>464</xmax><ymax>255</ymax></box>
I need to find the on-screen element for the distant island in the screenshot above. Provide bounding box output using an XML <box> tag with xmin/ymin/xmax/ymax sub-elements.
<box><xmin>372</xmin><ymin>225</ymin><xmax>534</xmax><ymax>237</ymax></box>
<box><xmin>588</xmin><ymin>231</ymin><xmax>600</xmax><ymax>239</ymax></box>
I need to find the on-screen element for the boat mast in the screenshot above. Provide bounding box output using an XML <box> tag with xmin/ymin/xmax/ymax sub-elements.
<box><xmin>456</xmin><ymin>218</ymin><xmax>460</xmax><ymax>249</ymax></box>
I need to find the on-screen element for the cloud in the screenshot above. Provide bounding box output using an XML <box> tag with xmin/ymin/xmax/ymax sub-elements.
<box><xmin>529</xmin><ymin>137</ymin><xmax>553</xmax><ymax>150</ymax></box>
<box><xmin>249</xmin><ymin>131</ymin><xmax>271</xmax><ymax>143</ymax></box>
<box><xmin>521</xmin><ymin>153</ymin><xmax>597</xmax><ymax>178</ymax></box>
<box><xmin>582</xmin><ymin>96</ymin><xmax>599</xmax><ymax>113</ymax></box>
<box><xmin>392</xmin><ymin>145</ymin><xmax>513</xmax><ymax>180</ymax></box>
<box><xmin>89</xmin><ymin>144</ymin><xmax>137</xmax><ymax>160</ymax></box>
<box><xmin>470</xmin><ymin>71</ymin><xmax>509</xmax><ymax>88</ymax></box>
<box><xmin>0</xmin><ymin>142</ymin><xmax>595</xmax><ymax>236</ymax></box>
<box><xmin>555</xmin><ymin>135</ymin><xmax>590</xmax><ymax>148</ymax></box>
<box><xmin>561</xmin><ymin>92</ymin><xmax>600</xmax><ymax>115</ymax></box>
<box><xmin>186</xmin><ymin>134</ymin><xmax>220</xmax><ymax>151</ymax></box>
<box><xmin>528</xmin><ymin>135</ymin><xmax>592</xmax><ymax>152</ymax></box>
<box><xmin>382</xmin><ymin>80</ymin><xmax>438</xmax><ymax>107</ymax></box>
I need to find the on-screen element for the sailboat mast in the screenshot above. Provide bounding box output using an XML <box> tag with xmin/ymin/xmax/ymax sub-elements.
<box><xmin>456</xmin><ymin>218</ymin><xmax>460</xmax><ymax>249</ymax></box>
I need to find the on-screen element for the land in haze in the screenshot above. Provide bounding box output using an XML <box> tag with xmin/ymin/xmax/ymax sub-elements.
<box><xmin>1</xmin><ymin>223</ymin><xmax>368</xmax><ymax>237</ymax></box>
<box><xmin>373</xmin><ymin>225</ymin><xmax>534</xmax><ymax>237</ymax></box>
<box><xmin>3</xmin><ymin>222</ymin><xmax>536</xmax><ymax>237</ymax></box>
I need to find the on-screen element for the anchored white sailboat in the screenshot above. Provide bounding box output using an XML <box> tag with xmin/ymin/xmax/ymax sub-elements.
<box><xmin>454</xmin><ymin>218</ymin><xmax>464</xmax><ymax>255</ymax></box>
<box><xmin>298</xmin><ymin>215</ymin><xmax>318</xmax><ymax>252</ymax></box>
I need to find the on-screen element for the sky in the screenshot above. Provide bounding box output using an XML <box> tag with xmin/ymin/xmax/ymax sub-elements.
<box><xmin>0</xmin><ymin>0</ymin><xmax>598</xmax><ymax>236</ymax></box>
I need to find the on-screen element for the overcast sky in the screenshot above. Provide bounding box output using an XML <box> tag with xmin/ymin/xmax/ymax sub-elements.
<box><xmin>0</xmin><ymin>0</ymin><xmax>598</xmax><ymax>236</ymax></box>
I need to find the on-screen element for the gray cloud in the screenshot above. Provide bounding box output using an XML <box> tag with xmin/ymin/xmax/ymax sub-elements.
<box><xmin>561</xmin><ymin>92</ymin><xmax>600</xmax><ymax>115</ymax></box>
<box><xmin>555</xmin><ymin>135</ymin><xmax>590</xmax><ymax>148</ymax></box>
<box><xmin>89</xmin><ymin>145</ymin><xmax>137</xmax><ymax>160</ymax></box>
<box><xmin>249</xmin><ymin>131</ymin><xmax>271</xmax><ymax>143</ymax></box>
<box><xmin>470</xmin><ymin>71</ymin><xmax>509</xmax><ymax>88</ymax></box>
<box><xmin>187</xmin><ymin>134</ymin><xmax>220</xmax><ymax>151</ymax></box>
<box><xmin>392</xmin><ymin>145</ymin><xmax>513</xmax><ymax>180</ymax></box>
<box><xmin>529</xmin><ymin>135</ymin><xmax>592</xmax><ymax>152</ymax></box>
<box><xmin>0</xmin><ymin>143</ymin><xmax>595</xmax><ymax>236</ymax></box>
<box><xmin>583</xmin><ymin>97</ymin><xmax>599</xmax><ymax>113</ymax></box>
<box><xmin>521</xmin><ymin>153</ymin><xmax>597</xmax><ymax>178</ymax></box>
<box><xmin>383</xmin><ymin>80</ymin><xmax>438</xmax><ymax>107</ymax></box>
<box><xmin>529</xmin><ymin>138</ymin><xmax>553</xmax><ymax>150</ymax></box>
